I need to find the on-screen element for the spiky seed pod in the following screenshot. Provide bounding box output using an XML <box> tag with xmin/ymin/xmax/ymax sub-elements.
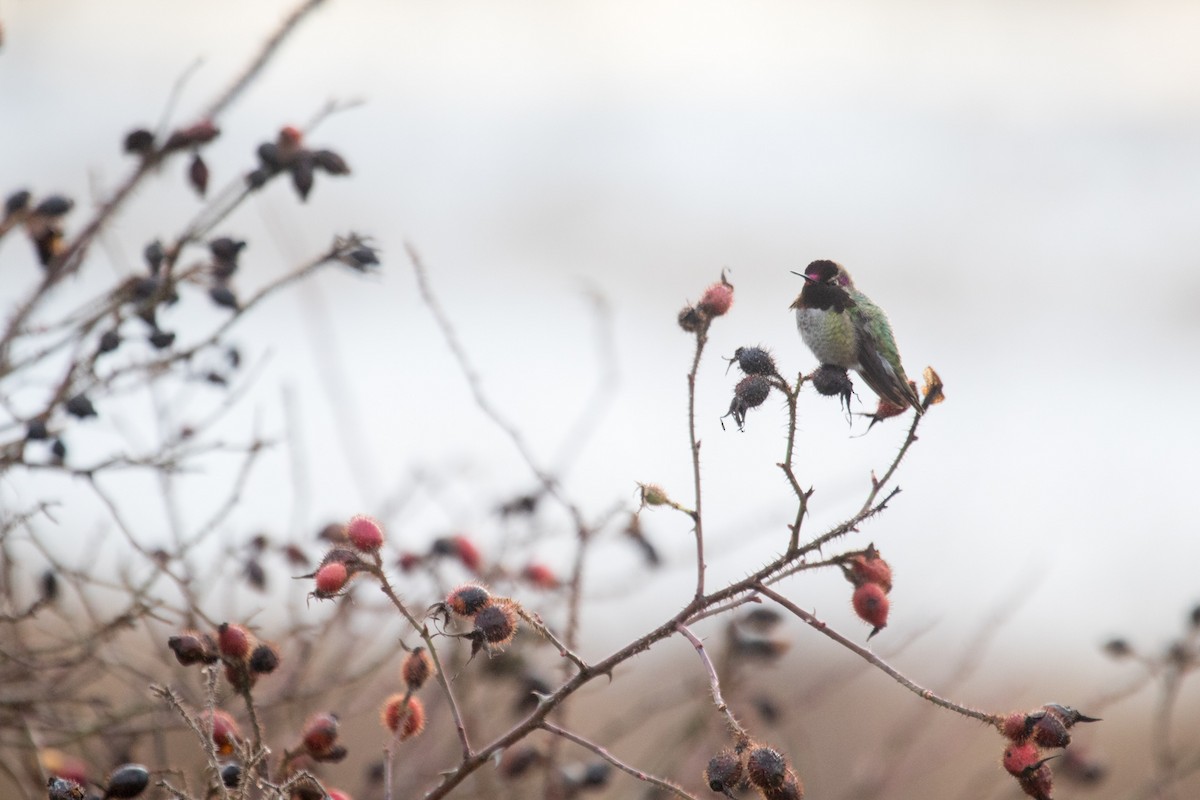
<box><xmin>401</xmin><ymin>647</ymin><xmax>433</xmax><ymax>691</ymax></box>
<box><xmin>746</xmin><ymin>747</ymin><xmax>788</xmax><ymax>792</ymax></box>
<box><xmin>732</xmin><ymin>346</ymin><xmax>777</xmax><ymax>376</ymax></box>
<box><xmin>1002</xmin><ymin>741</ymin><xmax>1041</xmax><ymax>778</ymax></box>
<box><xmin>381</xmin><ymin>695</ymin><xmax>426</xmax><ymax>740</ymax></box>
<box><xmin>704</xmin><ymin>750</ymin><xmax>744</xmax><ymax>794</ymax></box>
<box><xmin>851</xmin><ymin>583</ymin><xmax>889</xmax><ymax>638</ymax></box>
<box><xmin>474</xmin><ymin>602</ymin><xmax>518</xmax><ymax>646</ymax></box>
<box><xmin>446</xmin><ymin>584</ymin><xmax>491</xmax><ymax>617</ymax></box>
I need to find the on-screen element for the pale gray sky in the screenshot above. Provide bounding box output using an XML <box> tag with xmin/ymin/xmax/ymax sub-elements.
<box><xmin>3</xmin><ymin>0</ymin><xmax>1199</xmax><ymax>691</ymax></box>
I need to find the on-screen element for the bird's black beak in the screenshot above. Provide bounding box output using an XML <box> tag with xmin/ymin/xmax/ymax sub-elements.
<box><xmin>790</xmin><ymin>270</ymin><xmax>818</xmax><ymax>283</ymax></box>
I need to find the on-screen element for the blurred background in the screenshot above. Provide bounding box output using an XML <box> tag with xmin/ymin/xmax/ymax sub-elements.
<box><xmin>3</xmin><ymin>1</ymin><xmax>1199</xmax><ymax>797</ymax></box>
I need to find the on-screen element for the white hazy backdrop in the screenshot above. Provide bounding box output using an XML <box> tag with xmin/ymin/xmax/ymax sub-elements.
<box><xmin>3</xmin><ymin>0</ymin><xmax>1200</xmax><ymax>771</ymax></box>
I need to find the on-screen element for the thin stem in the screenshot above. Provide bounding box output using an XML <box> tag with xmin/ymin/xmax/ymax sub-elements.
<box><xmin>685</xmin><ymin>327</ymin><xmax>708</xmax><ymax>603</ymax></box>
<box><xmin>754</xmin><ymin>583</ymin><xmax>1000</xmax><ymax>727</ymax></box>
<box><xmin>539</xmin><ymin>721</ymin><xmax>698</xmax><ymax>800</ymax></box>
<box><xmin>675</xmin><ymin>623</ymin><xmax>748</xmax><ymax>739</ymax></box>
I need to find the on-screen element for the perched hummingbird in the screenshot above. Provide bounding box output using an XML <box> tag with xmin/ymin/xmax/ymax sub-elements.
<box><xmin>790</xmin><ymin>259</ymin><xmax>922</xmax><ymax>414</ymax></box>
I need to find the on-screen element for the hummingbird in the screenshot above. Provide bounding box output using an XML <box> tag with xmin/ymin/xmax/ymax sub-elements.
<box><xmin>790</xmin><ymin>259</ymin><xmax>923</xmax><ymax>414</ymax></box>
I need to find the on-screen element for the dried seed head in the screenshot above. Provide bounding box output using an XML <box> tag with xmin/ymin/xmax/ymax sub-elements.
<box><xmin>677</xmin><ymin>305</ymin><xmax>705</xmax><ymax>332</ymax></box>
<box><xmin>381</xmin><ymin>694</ymin><xmax>426</xmax><ymax>740</ymax></box>
<box><xmin>401</xmin><ymin>647</ymin><xmax>433</xmax><ymax>691</ymax></box>
<box><xmin>446</xmin><ymin>584</ymin><xmax>491</xmax><ymax>617</ymax></box>
<box><xmin>346</xmin><ymin>514</ymin><xmax>385</xmax><ymax>552</ymax></box>
<box><xmin>851</xmin><ymin>583</ymin><xmax>889</xmax><ymax>638</ymax></box>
